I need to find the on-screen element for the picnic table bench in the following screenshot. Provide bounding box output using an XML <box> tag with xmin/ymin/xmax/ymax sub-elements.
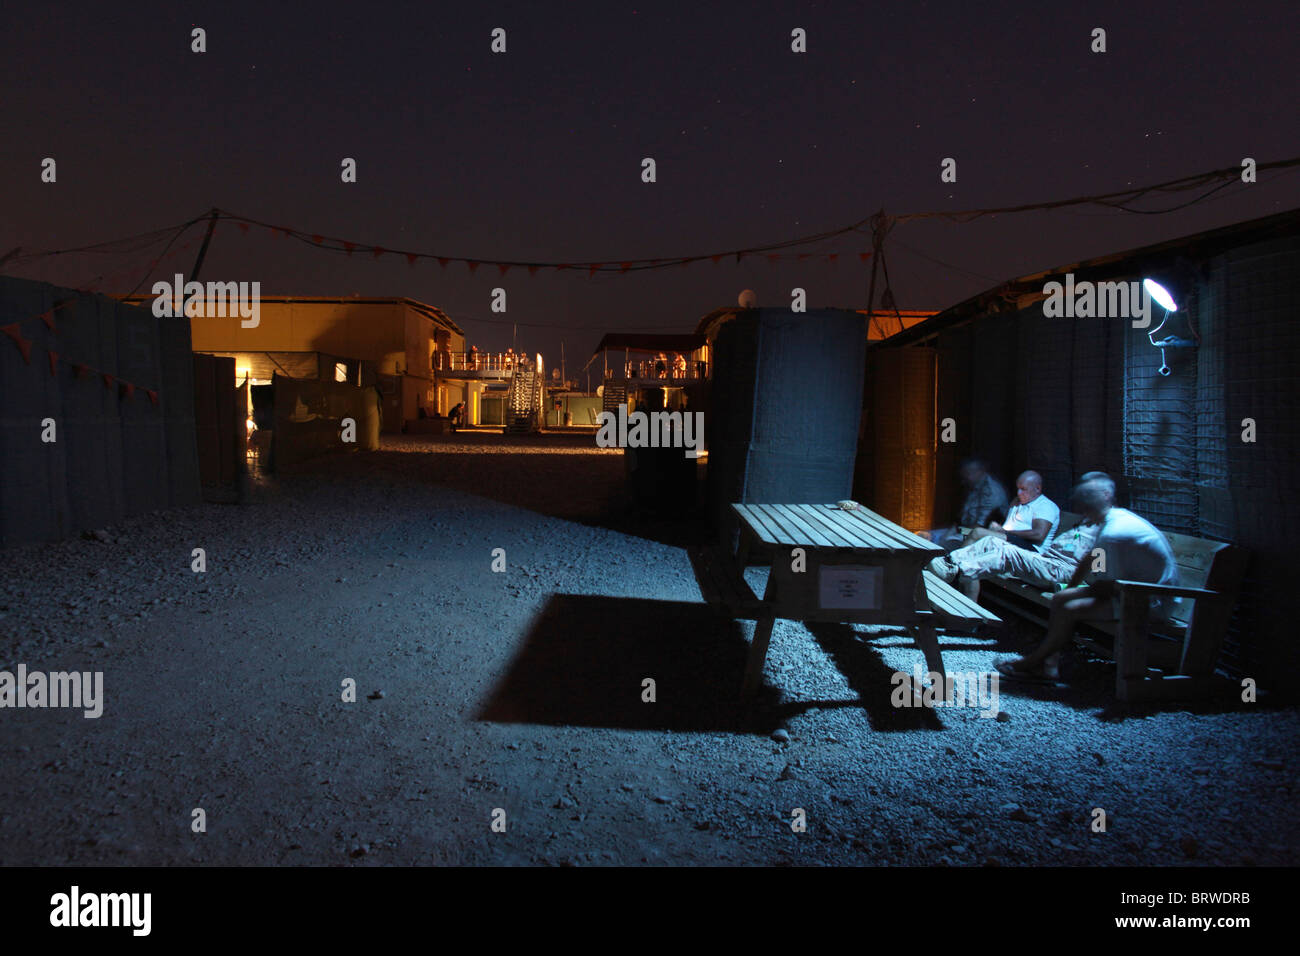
<box><xmin>689</xmin><ymin>503</ymin><xmax>999</xmax><ymax>696</ymax></box>
<box><xmin>971</xmin><ymin>512</ymin><xmax>1249</xmax><ymax>701</ymax></box>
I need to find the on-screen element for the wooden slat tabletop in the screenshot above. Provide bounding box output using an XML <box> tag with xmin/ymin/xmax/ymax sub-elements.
<box><xmin>733</xmin><ymin>503</ymin><xmax>943</xmax><ymax>554</ymax></box>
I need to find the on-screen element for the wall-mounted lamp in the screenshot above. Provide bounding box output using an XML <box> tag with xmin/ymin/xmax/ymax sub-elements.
<box><xmin>1142</xmin><ymin>278</ymin><xmax>1197</xmax><ymax>376</ymax></box>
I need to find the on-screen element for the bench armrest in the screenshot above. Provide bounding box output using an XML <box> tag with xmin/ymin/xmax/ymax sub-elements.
<box><xmin>1112</xmin><ymin>580</ymin><xmax>1229</xmax><ymax>601</ymax></box>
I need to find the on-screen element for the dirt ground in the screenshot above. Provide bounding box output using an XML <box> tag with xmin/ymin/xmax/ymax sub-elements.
<box><xmin>1</xmin><ymin>433</ymin><xmax>1297</xmax><ymax>866</ymax></box>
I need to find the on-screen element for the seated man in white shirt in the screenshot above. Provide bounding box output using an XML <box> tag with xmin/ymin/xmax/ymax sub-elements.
<box><xmin>928</xmin><ymin>470</ymin><xmax>1062</xmax><ymax>600</ymax></box>
<box><xmin>996</xmin><ymin>475</ymin><xmax>1180</xmax><ymax>682</ymax></box>
<box><xmin>972</xmin><ymin>470</ymin><xmax>1059</xmax><ymax>551</ymax></box>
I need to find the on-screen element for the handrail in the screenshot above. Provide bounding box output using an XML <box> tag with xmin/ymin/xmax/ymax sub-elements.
<box><xmin>603</xmin><ymin>359</ymin><xmax>707</xmax><ymax>380</ymax></box>
<box><xmin>434</xmin><ymin>351</ymin><xmax>530</xmax><ymax>373</ymax></box>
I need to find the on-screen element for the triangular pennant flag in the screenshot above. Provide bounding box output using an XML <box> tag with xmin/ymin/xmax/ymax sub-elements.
<box><xmin>711</xmin><ymin>254</ymin><xmax>723</xmax><ymax>265</ymax></box>
<box><xmin>527</xmin><ymin>265</ymin><xmax>539</xmax><ymax>276</ymax></box>
<box><xmin>102</xmin><ymin>372</ymin><xmax>115</xmax><ymax>390</ymax></box>
<box><xmin>437</xmin><ymin>257</ymin><xmax>450</xmax><ymax>268</ymax></box>
<box><xmin>406</xmin><ymin>253</ymin><xmax>419</xmax><ymax>266</ymax></box>
<box><xmin>620</xmin><ymin>262</ymin><xmax>631</xmax><ymax>273</ymax></box>
<box><xmin>555</xmin><ymin>264</ymin><xmax>570</xmax><ymax>271</ymax></box>
<box><xmin>145</xmin><ymin>389</ymin><xmax>159</xmax><ymax>406</ymax></box>
<box><xmin>311</xmin><ymin>234</ymin><xmax>323</xmax><ymax>245</ymax></box>
<box><xmin>343</xmin><ymin>242</ymin><xmax>356</xmax><ymax>256</ymax></box>
<box><xmin>498</xmin><ymin>263</ymin><xmax>510</xmax><ymax>276</ymax></box>
<box><xmin>797</xmin><ymin>253</ymin><xmax>810</xmax><ymax>261</ymax></box>
<box><xmin>588</xmin><ymin>263</ymin><xmax>604</xmax><ymax>277</ymax></box>
<box><xmin>73</xmin><ymin>363</ymin><xmax>88</xmax><ymax>378</ymax></box>
<box><xmin>372</xmin><ymin>247</ymin><xmax>386</xmax><ymax>258</ymax></box>
<box><xmin>237</xmin><ymin>222</ymin><xmax>250</xmax><ymax>233</ymax></box>
<box><xmin>48</xmin><ymin>351</ymin><xmax>58</xmax><ymax>376</ymax></box>
<box><xmin>466</xmin><ymin>261</ymin><xmax>480</xmax><ymax>274</ymax></box>
<box><xmin>120</xmin><ymin>382</ymin><xmax>135</xmax><ymax>400</ymax></box>
<box><xmin>1</xmin><ymin>323</ymin><xmax>31</xmax><ymax>364</ymax></box>
<box><xmin>39</xmin><ymin>310</ymin><xmax>57</xmax><ymax>331</ymax></box>
<box><xmin>859</xmin><ymin>252</ymin><xmax>871</xmax><ymax>263</ymax></box>
<box><xmin>828</xmin><ymin>254</ymin><xmax>839</xmax><ymax>263</ymax></box>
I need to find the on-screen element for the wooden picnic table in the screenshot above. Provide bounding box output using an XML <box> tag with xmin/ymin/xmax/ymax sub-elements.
<box><xmin>689</xmin><ymin>503</ymin><xmax>999</xmax><ymax>696</ymax></box>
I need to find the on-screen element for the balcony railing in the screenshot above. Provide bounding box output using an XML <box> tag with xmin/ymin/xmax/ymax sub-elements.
<box><xmin>605</xmin><ymin>359</ymin><xmax>707</xmax><ymax>382</ymax></box>
<box><xmin>434</xmin><ymin>351</ymin><xmax>531</xmax><ymax>375</ymax></box>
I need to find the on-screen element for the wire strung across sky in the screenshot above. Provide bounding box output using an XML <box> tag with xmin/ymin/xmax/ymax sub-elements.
<box><xmin>10</xmin><ymin>156</ymin><xmax>1297</xmax><ymax>281</ymax></box>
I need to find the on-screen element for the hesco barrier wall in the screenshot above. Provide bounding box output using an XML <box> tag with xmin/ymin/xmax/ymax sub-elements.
<box><xmin>867</xmin><ymin>346</ymin><xmax>937</xmax><ymax>530</ymax></box>
<box><xmin>706</xmin><ymin>308</ymin><xmax>866</xmax><ymax>540</ymax></box>
<box><xmin>193</xmin><ymin>354</ymin><xmax>240</xmax><ymax>494</ymax></box>
<box><xmin>271</xmin><ymin>372</ymin><xmax>380</xmax><ymax>468</ymax></box>
<box><xmin>0</xmin><ymin>275</ymin><xmax>200</xmax><ymax>547</ymax></box>
<box><xmin>545</xmin><ymin>395</ymin><xmax>601</xmax><ymax>427</ymax></box>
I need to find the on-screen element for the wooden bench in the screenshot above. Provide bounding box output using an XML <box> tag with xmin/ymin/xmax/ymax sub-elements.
<box><xmin>972</xmin><ymin>513</ymin><xmax>1249</xmax><ymax>701</ymax></box>
<box><xmin>920</xmin><ymin>570</ymin><xmax>1001</xmax><ymax>630</ymax></box>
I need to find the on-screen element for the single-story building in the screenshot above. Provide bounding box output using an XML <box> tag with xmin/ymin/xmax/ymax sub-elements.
<box><xmin>122</xmin><ymin>295</ymin><xmax>467</xmax><ymax>431</ymax></box>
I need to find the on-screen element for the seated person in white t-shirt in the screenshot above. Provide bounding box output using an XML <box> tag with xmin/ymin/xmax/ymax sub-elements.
<box><xmin>996</xmin><ymin>475</ymin><xmax>1179</xmax><ymax>682</ymax></box>
<box><xmin>928</xmin><ymin>470</ymin><xmax>1062</xmax><ymax>600</ymax></box>
<box><xmin>969</xmin><ymin>470</ymin><xmax>1060</xmax><ymax>551</ymax></box>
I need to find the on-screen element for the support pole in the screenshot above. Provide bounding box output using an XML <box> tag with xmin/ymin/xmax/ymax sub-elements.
<box><xmin>187</xmin><ymin>209</ymin><xmax>221</xmax><ymax>285</ymax></box>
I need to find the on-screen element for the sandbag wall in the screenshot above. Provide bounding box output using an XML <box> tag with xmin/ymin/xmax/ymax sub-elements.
<box><xmin>706</xmin><ymin>308</ymin><xmax>866</xmax><ymax>541</ymax></box>
<box><xmin>0</xmin><ymin>275</ymin><xmax>200</xmax><ymax>547</ymax></box>
<box><xmin>270</xmin><ymin>373</ymin><xmax>380</xmax><ymax>468</ymax></box>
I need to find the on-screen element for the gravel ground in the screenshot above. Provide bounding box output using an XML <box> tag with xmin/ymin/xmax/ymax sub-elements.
<box><xmin>1</xmin><ymin>433</ymin><xmax>1297</xmax><ymax>866</ymax></box>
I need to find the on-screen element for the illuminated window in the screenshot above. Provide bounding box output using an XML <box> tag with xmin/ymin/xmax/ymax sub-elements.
<box><xmin>334</xmin><ymin>362</ymin><xmax>348</xmax><ymax>383</ymax></box>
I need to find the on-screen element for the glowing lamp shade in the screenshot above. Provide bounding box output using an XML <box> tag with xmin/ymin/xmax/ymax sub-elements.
<box><xmin>1142</xmin><ymin>278</ymin><xmax>1177</xmax><ymax>312</ymax></box>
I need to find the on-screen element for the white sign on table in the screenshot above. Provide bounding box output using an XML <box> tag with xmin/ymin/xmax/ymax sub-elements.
<box><xmin>818</xmin><ymin>565</ymin><xmax>883</xmax><ymax>610</ymax></box>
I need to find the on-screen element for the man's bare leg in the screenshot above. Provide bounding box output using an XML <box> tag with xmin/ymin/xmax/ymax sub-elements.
<box><xmin>1015</xmin><ymin>585</ymin><xmax>1114</xmax><ymax>671</ymax></box>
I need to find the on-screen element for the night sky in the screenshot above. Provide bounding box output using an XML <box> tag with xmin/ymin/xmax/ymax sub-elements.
<box><xmin>5</xmin><ymin>0</ymin><xmax>1299</xmax><ymax>367</ymax></box>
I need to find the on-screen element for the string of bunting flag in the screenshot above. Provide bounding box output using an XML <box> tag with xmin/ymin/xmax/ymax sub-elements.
<box><xmin>5</xmin><ymin>153</ymin><xmax>1296</xmax><ymax>362</ymax></box>
<box><xmin>210</xmin><ymin>204</ymin><xmax>863</xmax><ymax>273</ymax></box>
<box><xmin>0</xmin><ymin>228</ymin><xmax>202</xmax><ymax>405</ymax></box>
<box><xmin>211</xmin><ymin>207</ymin><xmax>870</xmax><ymax>275</ymax></box>
<box><xmin>205</xmin><ymin>157</ymin><xmax>1300</xmax><ymax>273</ymax></box>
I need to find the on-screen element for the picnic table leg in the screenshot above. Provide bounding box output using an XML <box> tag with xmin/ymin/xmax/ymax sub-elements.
<box><xmin>741</xmin><ymin>615</ymin><xmax>776</xmax><ymax>697</ymax></box>
<box><xmin>741</xmin><ymin>570</ymin><xmax>777</xmax><ymax>697</ymax></box>
<box><xmin>913</xmin><ymin>613</ymin><xmax>946</xmax><ymax>696</ymax></box>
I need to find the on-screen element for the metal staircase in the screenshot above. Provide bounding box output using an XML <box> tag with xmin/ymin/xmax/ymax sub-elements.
<box><xmin>601</xmin><ymin>380</ymin><xmax>627</xmax><ymax>416</ymax></box>
<box><xmin>505</xmin><ymin>361</ymin><xmax>542</xmax><ymax>433</ymax></box>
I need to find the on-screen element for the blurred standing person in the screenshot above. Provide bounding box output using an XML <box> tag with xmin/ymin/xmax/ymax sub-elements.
<box><xmin>920</xmin><ymin>459</ymin><xmax>1008</xmax><ymax>550</ymax></box>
